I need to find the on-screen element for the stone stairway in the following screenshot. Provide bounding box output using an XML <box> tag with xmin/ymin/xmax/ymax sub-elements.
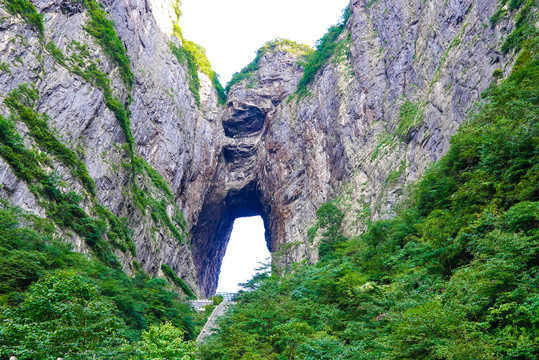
<box><xmin>197</xmin><ymin>300</ymin><xmax>235</xmax><ymax>342</ymax></box>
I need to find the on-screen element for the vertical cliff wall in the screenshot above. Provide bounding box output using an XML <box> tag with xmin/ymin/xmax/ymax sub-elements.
<box><xmin>0</xmin><ymin>0</ymin><xmax>227</xmax><ymax>298</ymax></box>
<box><xmin>0</xmin><ymin>0</ymin><xmax>524</xmax><ymax>297</ymax></box>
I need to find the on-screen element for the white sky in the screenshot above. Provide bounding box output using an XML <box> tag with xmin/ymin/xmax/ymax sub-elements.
<box><xmin>216</xmin><ymin>216</ymin><xmax>270</xmax><ymax>293</ymax></box>
<box><xmin>180</xmin><ymin>0</ymin><xmax>351</xmax><ymax>85</ymax></box>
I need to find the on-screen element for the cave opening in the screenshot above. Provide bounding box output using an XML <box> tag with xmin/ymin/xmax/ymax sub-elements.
<box><xmin>190</xmin><ymin>180</ymin><xmax>273</xmax><ymax>297</ymax></box>
<box><xmin>216</xmin><ymin>216</ymin><xmax>271</xmax><ymax>294</ymax></box>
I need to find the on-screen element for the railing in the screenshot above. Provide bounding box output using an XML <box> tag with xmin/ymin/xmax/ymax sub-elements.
<box><xmin>216</xmin><ymin>292</ymin><xmax>238</xmax><ymax>301</ymax></box>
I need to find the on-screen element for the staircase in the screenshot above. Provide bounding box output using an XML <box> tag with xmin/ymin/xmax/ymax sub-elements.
<box><xmin>196</xmin><ymin>300</ymin><xmax>235</xmax><ymax>342</ymax></box>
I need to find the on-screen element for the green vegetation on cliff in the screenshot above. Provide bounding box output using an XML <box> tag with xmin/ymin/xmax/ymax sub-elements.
<box><xmin>65</xmin><ymin>2</ymin><xmax>190</xmax><ymax>246</ymax></box>
<box><xmin>492</xmin><ymin>0</ymin><xmax>538</xmax><ymax>54</ymax></box>
<box><xmin>171</xmin><ymin>38</ymin><xmax>227</xmax><ymax>106</ymax></box>
<box><xmin>0</xmin><ymin>84</ymin><xmax>136</xmax><ymax>268</ymax></box>
<box><xmin>296</xmin><ymin>6</ymin><xmax>351</xmax><ymax>95</ymax></box>
<box><xmin>4</xmin><ymin>84</ymin><xmax>97</xmax><ymax>195</ymax></box>
<box><xmin>1</xmin><ymin>0</ymin><xmax>44</xmax><ymax>36</ymax></box>
<box><xmin>80</xmin><ymin>0</ymin><xmax>134</xmax><ymax>90</ymax></box>
<box><xmin>199</xmin><ymin>23</ymin><xmax>539</xmax><ymax>360</ymax></box>
<box><xmin>171</xmin><ymin>2</ymin><xmax>226</xmax><ymax>106</ymax></box>
<box><xmin>162</xmin><ymin>264</ymin><xmax>196</xmax><ymax>299</ymax></box>
<box><xmin>0</xmin><ymin>3</ymin><xmax>199</xmax><ymax>357</ymax></box>
<box><xmin>226</xmin><ymin>38</ymin><xmax>313</xmax><ymax>93</ymax></box>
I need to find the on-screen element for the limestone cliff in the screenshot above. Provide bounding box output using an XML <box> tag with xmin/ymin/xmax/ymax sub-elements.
<box><xmin>0</xmin><ymin>0</ymin><xmax>524</xmax><ymax>297</ymax></box>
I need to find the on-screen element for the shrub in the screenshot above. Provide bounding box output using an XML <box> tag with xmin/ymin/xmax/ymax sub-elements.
<box><xmin>161</xmin><ymin>264</ymin><xmax>196</xmax><ymax>299</ymax></box>
<box><xmin>396</xmin><ymin>99</ymin><xmax>422</xmax><ymax>138</ymax></box>
<box><xmin>212</xmin><ymin>295</ymin><xmax>224</xmax><ymax>305</ymax></box>
<box><xmin>121</xmin><ymin>322</ymin><xmax>196</xmax><ymax>359</ymax></box>
<box><xmin>492</xmin><ymin>68</ymin><xmax>503</xmax><ymax>78</ymax></box>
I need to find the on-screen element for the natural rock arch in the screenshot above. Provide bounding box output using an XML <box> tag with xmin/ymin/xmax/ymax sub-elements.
<box><xmin>190</xmin><ymin>45</ymin><xmax>306</xmax><ymax>296</ymax></box>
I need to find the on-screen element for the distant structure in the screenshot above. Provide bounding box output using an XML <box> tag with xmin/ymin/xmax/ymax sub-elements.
<box><xmin>216</xmin><ymin>292</ymin><xmax>238</xmax><ymax>301</ymax></box>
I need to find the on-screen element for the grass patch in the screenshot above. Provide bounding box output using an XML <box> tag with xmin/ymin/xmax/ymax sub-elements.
<box><xmin>182</xmin><ymin>38</ymin><xmax>226</xmax><ymax>104</ymax></box>
<box><xmin>45</xmin><ymin>41</ymin><xmax>66</xmax><ymax>66</ymax></box>
<box><xmin>371</xmin><ymin>131</ymin><xmax>393</xmax><ymax>161</ymax></box>
<box><xmin>149</xmin><ymin>199</ymin><xmax>186</xmax><ymax>244</ymax></box>
<box><xmin>396</xmin><ymin>99</ymin><xmax>423</xmax><ymax>138</ymax></box>
<box><xmin>0</xmin><ymin>62</ymin><xmax>11</xmax><ymax>74</ymax></box>
<box><xmin>490</xmin><ymin>8</ymin><xmax>506</xmax><ymax>27</ymax></box>
<box><xmin>133</xmin><ymin>156</ymin><xmax>174</xmax><ymax>200</ymax></box>
<box><xmin>170</xmin><ymin>41</ymin><xmax>201</xmax><ymax>107</ymax></box>
<box><xmin>171</xmin><ymin>9</ymin><xmax>226</xmax><ymax>105</ymax></box>
<box><xmin>386</xmin><ymin>160</ymin><xmax>407</xmax><ymax>185</ymax></box>
<box><xmin>80</xmin><ymin>0</ymin><xmax>134</xmax><ymax>90</ymax></box>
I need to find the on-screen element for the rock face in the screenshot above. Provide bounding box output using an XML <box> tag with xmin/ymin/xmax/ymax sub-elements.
<box><xmin>191</xmin><ymin>44</ymin><xmax>306</xmax><ymax>294</ymax></box>
<box><xmin>0</xmin><ymin>0</ymin><xmax>521</xmax><ymax>297</ymax></box>
<box><xmin>0</xmin><ymin>0</ymin><xmax>219</xmax><ymax>297</ymax></box>
<box><xmin>193</xmin><ymin>0</ymin><xmax>519</xmax><ymax>295</ymax></box>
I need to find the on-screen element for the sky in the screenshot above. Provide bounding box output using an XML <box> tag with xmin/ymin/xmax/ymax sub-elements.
<box><xmin>216</xmin><ymin>216</ymin><xmax>270</xmax><ymax>293</ymax></box>
<box><xmin>180</xmin><ymin>0</ymin><xmax>351</xmax><ymax>85</ymax></box>
<box><xmin>179</xmin><ymin>1</ymin><xmax>350</xmax><ymax>293</ymax></box>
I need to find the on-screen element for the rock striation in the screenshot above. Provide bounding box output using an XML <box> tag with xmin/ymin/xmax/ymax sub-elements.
<box><xmin>0</xmin><ymin>0</ymin><xmax>522</xmax><ymax>297</ymax></box>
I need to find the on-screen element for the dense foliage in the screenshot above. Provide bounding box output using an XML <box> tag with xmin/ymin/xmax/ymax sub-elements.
<box><xmin>199</xmin><ymin>22</ymin><xmax>539</xmax><ymax>360</ymax></box>
<box><xmin>121</xmin><ymin>322</ymin><xmax>197</xmax><ymax>359</ymax></box>
<box><xmin>0</xmin><ymin>201</ymin><xmax>200</xmax><ymax>359</ymax></box>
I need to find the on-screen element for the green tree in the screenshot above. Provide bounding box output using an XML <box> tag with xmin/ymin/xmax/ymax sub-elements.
<box><xmin>123</xmin><ymin>322</ymin><xmax>196</xmax><ymax>360</ymax></box>
<box><xmin>0</xmin><ymin>270</ymin><xmax>127</xmax><ymax>359</ymax></box>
